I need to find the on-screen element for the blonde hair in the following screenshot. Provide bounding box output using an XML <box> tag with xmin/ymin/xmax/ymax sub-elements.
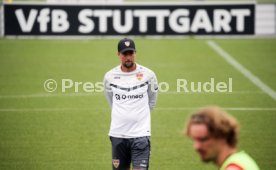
<box><xmin>185</xmin><ymin>106</ymin><xmax>239</xmax><ymax>147</ymax></box>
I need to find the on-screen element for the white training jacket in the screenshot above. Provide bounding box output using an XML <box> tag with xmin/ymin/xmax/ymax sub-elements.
<box><xmin>104</xmin><ymin>63</ymin><xmax>158</xmax><ymax>138</ymax></box>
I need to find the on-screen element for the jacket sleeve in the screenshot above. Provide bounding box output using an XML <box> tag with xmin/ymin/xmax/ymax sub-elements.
<box><xmin>104</xmin><ymin>75</ymin><xmax>113</xmax><ymax>108</ymax></box>
<box><xmin>147</xmin><ymin>73</ymin><xmax>158</xmax><ymax>111</ymax></box>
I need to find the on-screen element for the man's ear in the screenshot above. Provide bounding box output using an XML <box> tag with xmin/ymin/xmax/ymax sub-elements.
<box><xmin>117</xmin><ymin>52</ymin><xmax>122</xmax><ymax>60</ymax></box>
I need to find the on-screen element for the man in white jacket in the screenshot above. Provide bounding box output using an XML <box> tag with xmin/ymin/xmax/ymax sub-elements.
<box><xmin>103</xmin><ymin>38</ymin><xmax>158</xmax><ymax>170</ymax></box>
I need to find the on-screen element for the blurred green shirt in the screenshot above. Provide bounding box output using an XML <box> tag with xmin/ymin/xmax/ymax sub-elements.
<box><xmin>220</xmin><ymin>151</ymin><xmax>260</xmax><ymax>170</ymax></box>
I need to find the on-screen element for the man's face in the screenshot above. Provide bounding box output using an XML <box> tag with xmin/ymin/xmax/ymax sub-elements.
<box><xmin>118</xmin><ymin>50</ymin><xmax>136</xmax><ymax>68</ymax></box>
<box><xmin>189</xmin><ymin>124</ymin><xmax>221</xmax><ymax>163</ymax></box>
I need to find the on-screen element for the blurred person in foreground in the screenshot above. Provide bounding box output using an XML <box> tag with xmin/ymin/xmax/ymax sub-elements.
<box><xmin>184</xmin><ymin>106</ymin><xmax>260</xmax><ymax>170</ymax></box>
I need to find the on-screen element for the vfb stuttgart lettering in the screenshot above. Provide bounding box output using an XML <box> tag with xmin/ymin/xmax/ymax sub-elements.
<box><xmin>115</xmin><ymin>94</ymin><xmax>144</xmax><ymax>100</ymax></box>
<box><xmin>10</xmin><ymin>6</ymin><xmax>253</xmax><ymax>34</ymax></box>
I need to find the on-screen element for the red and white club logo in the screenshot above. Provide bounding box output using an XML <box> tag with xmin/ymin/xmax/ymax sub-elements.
<box><xmin>136</xmin><ymin>73</ymin><xmax>143</xmax><ymax>80</ymax></box>
<box><xmin>113</xmin><ymin>159</ymin><xmax>120</xmax><ymax>168</ymax></box>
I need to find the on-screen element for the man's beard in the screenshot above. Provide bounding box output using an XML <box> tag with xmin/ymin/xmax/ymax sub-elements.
<box><xmin>123</xmin><ymin>61</ymin><xmax>134</xmax><ymax>68</ymax></box>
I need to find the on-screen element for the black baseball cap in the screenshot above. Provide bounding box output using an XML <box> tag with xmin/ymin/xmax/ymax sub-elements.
<box><xmin>118</xmin><ymin>38</ymin><xmax>136</xmax><ymax>53</ymax></box>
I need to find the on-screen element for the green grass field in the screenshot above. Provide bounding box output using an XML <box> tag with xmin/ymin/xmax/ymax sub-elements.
<box><xmin>0</xmin><ymin>38</ymin><xmax>276</xmax><ymax>170</ymax></box>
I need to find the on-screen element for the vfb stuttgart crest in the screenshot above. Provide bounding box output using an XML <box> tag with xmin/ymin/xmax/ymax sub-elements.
<box><xmin>113</xmin><ymin>159</ymin><xmax>120</xmax><ymax>168</ymax></box>
<box><xmin>124</xmin><ymin>41</ymin><xmax>130</xmax><ymax>47</ymax></box>
<box><xmin>136</xmin><ymin>73</ymin><xmax>143</xmax><ymax>81</ymax></box>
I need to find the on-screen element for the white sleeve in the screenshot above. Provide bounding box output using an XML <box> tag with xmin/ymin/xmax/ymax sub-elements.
<box><xmin>104</xmin><ymin>75</ymin><xmax>113</xmax><ymax>108</ymax></box>
<box><xmin>148</xmin><ymin>73</ymin><xmax>158</xmax><ymax>111</ymax></box>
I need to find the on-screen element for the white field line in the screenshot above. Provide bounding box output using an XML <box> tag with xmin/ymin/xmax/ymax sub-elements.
<box><xmin>160</xmin><ymin>91</ymin><xmax>264</xmax><ymax>94</ymax></box>
<box><xmin>155</xmin><ymin>107</ymin><xmax>276</xmax><ymax>111</ymax></box>
<box><xmin>0</xmin><ymin>107</ymin><xmax>276</xmax><ymax>112</ymax></box>
<box><xmin>0</xmin><ymin>108</ymin><xmax>93</xmax><ymax>112</ymax></box>
<box><xmin>0</xmin><ymin>91</ymin><xmax>265</xmax><ymax>99</ymax></box>
<box><xmin>0</xmin><ymin>92</ymin><xmax>103</xmax><ymax>99</ymax></box>
<box><xmin>207</xmin><ymin>40</ymin><xmax>276</xmax><ymax>101</ymax></box>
